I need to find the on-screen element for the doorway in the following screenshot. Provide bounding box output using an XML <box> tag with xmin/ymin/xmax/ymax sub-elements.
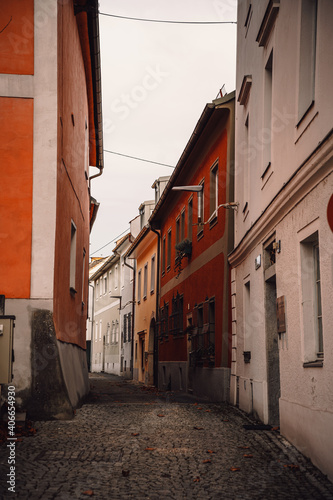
<box><xmin>264</xmin><ymin>238</ymin><xmax>280</xmax><ymax>425</ymax></box>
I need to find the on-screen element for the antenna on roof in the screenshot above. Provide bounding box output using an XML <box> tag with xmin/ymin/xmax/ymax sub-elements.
<box><xmin>216</xmin><ymin>84</ymin><xmax>227</xmax><ymax>99</ymax></box>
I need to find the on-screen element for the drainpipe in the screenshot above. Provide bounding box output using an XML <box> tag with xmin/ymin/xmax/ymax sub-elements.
<box><xmin>149</xmin><ymin>226</ymin><xmax>160</xmax><ymax>388</ymax></box>
<box><xmin>124</xmin><ymin>255</ymin><xmax>135</xmax><ymax>380</ymax></box>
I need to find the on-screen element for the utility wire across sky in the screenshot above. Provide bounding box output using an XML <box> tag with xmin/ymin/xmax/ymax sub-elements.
<box><xmin>99</xmin><ymin>12</ymin><xmax>237</xmax><ymax>25</ymax></box>
<box><xmin>104</xmin><ymin>149</ymin><xmax>175</xmax><ymax>169</ymax></box>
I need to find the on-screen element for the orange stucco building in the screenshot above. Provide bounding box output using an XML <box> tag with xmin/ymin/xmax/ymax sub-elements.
<box><xmin>0</xmin><ymin>0</ymin><xmax>103</xmax><ymax>418</ymax></box>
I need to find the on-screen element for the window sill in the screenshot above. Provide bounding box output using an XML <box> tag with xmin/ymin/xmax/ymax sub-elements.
<box><xmin>303</xmin><ymin>360</ymin><xmax>323</xmax><ymax>368</ymax></box>
<box><xmin>150</xmin><ymin>290</ymin><xmax>155</xmax><ymax>295</ymax></box>
<box><xmin>296</xmin><ymin>100</ymin><xmax>314</xmax><ymax>128</ymax></box>
<box><xmin>70</xmin><ymin>287</ymin><xmax>77</xmax><ymax>296</ymax></box>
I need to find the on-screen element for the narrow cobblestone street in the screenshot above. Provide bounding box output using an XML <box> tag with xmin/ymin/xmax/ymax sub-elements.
<box><xmin>1</xmin><ymin>373</ymin><xmax>333</xmax><ymax>500</ymax></box>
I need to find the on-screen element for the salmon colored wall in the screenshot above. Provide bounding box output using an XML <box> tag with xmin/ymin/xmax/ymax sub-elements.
<box><xmin>134</xmin><ymin>235</ymin><xmax>158</xmax><ymax>382</ymax></box>
<box><xmin>53</xmin><ymin>1</ymin><xmax>90</xmax><ymax>349</ymax></box>
<box><xmin>0</xmin><ymin>0</ymin><xmax>34</xmax><ymax>75</ymax></box>
<box><xmin>0</xmin><ymin>97</ymin><xmax>33</xmax><ymax>298</ymax></box>
<box><xmin>158</xmin><ymin>125</ymin><xmax>229</xmax><ymax>366</ymax></box>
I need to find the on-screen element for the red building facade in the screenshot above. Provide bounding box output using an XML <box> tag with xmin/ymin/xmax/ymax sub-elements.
<box><xmin>150</xmin><ymin>93</ymin><xmax>235</xmax><ymax>400</ymax></box>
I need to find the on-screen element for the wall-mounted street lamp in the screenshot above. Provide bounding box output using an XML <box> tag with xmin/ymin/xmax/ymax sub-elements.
<box><xmin>172</xmin><ymin>185</ymin><xmax>239</xmax><ymax>225</ymax></box>
<box><xmin>172</xmin><ymin>185</ymin><xmax>204</xmax><ymax>223</ymax></box>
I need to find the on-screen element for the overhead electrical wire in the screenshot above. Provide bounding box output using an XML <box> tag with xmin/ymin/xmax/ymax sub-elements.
<box><xmin>99</xmin><ymin>12</ymin><xmax>237</xmax><ymax>25</ymax></box>
<box><xmin>104</xmin><ymin>149</ymin><xmax>175</xmax><ymax>169</ymax></box>
<box><xmin>90</xmin><ymin>228</ymin><xmax>130</xmax><ymax>256</ymax></box>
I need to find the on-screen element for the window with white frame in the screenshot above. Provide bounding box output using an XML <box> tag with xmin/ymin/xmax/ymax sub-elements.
<box><xmin>100</xmin><ymin>277</ymin><xmax>103</xmax><ymax>297</ymax></box>
<box><xmin>121</xmin><ymin>262</ymin><xmax>125</xmax><ymax>289</ymax></box>
<box><xmin>143</xmin><ymin>263</ymin><xmax>148</xmax><ymax>299</ymax></box>
<box><xmin>109</xmin><ymin>270</ymin><xmax>112</xmax><ymax>293</ymax></box>
<box><xmin>103</xmin><ymin>274</ymin><xmax>107</xmax><ymax>294</ymax></box>
<box><xmin>95</xmin><ymin>321</ymin><xmax>98</xmax><ymax>341</ymax></box>
<box><xmin>300</xmin><ymin>231</ymin><xmax>324</xmax><ymax>364</ymax></box>
<box><xmin>115</xmin><ymin>320</ymin><xmax>119</xmax><ymax>343</ymax></box>
<box><xmin>96</xmin><ymin>280</ymin><xmax>99</xmax><ymax>301</ymax></box>
<box><xmin>176</xmin><ymin>216</ymin><xmax>180</xmax><ymax>245</ymax></box>
<box><xmin>181</xmin><ymin>209</ymin><xmax>185</xmax><ymax>241</ymax></box>
<box><xmin>81</xmin><ymin>249</ymin><xmax>86</xmax><ymax>304</ymax></box>
<box><xmin>188</xmin><ymin>197</ymin><xmax>193</xmax><ymax>242</ymax></box>
<box><xmin>298</xmin><ymin>0</ymin><xmax>317</xmax><ymax>122</ymax></box>
<box><xmin>209</xmin><ymin>162</ymin><xmax>219</xmax><ymax>221</ymax></box>
<box><xmin>151</xmin><ymin>255</ymin><xmax>156</xmax><ymax>293</ymax></box>
<box><xmin>111</xmin><ymin>321</ymin><xmax>115</xmax><ymax>343</ymax></box>
<box><xmin>99</xmin><ymin>320</ymin><xmax>102</xmax><ymax>341</ymax></box>
<box><xmin>137</xmin><ymin>269</ymin><xmax>142</xmax><ymax>303</ymax></box>
<box><xmin>162</xmin><ymin>236</ymin><xmax>166</xmax><ymax>275</ymax></box>
<box><xmin>106</xmin><ymin>322</ymin><xmax>110</xmax><ymax>344</ymax></box>
<box><xmin>167</xmin><ymin>229</ymin><xmax>172</xmax><ymax>270</ymax></box>
<box><xmin>114</xmin><ymin>265</ymin><xmax>118</xmax><ymax>289</ymax></box>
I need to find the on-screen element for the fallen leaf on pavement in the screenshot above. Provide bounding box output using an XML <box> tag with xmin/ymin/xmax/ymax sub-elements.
<box><xmin>222</xmin><ymin>419</ymin><xmax>229</xmax><ymax>422</ymax></box>
<box><xmin>193</xmin><ymin>426</ymin><xmax>204</xmax><ymax>430</ymax></box>
<box><xmin>202</xmin><ymin>459</ymin><xmax>211</xmax><ymax>464</ymax></box>
<box><xmin>193</xmin><ymin>477</ymin><xmax>200</xmax><ymax>482</ymax></box>
<box><xmin>206</xmin><ymin>450</ymin><xmax>215</xmax><ymax>454</ymax></box>
<box><xmin>283</xmin><ymin>464</ymin><xmax>299</xmax><ymax>469</ymax></box>
<box><xmin>145</xmin><ymin>447</ymin><xmax>156</xmax><ymax>451</ymax></box>
<box><xmin>131</xmin><ymin>433</ymin><xmax>140</xmax><ymax>436</ymax></box>
<box><xmin>205</xmin><ymin>410</ymin><xmax>211</xmax><ymax>412</ymax></box>
<box><xmin>197</xmin><ymin>407</ymin><xmax>203</xmax><ymax>410</ymax></box>
<box><xmin>238</xmin><ymin>446</ymin><xmax>250</xmax><ymax>449</ymax></box>
<box><xmin>243</xmin><ymin>454</ymin><xmax>253</xmax><ymax>458</ymax></box>
<box><xmin>157</xmin><ymin>414</ymin><xmax>165</xmax><ymax>417</ymax></box>
<box><xmin>82</xmin><ymin>490</ymin><xmax>94</xmax><ymax>496</ymax></box>
<box><xmin>230</xmin><ymin>467</ymin><xmax>241</xmax><ymax>472</ymax></box>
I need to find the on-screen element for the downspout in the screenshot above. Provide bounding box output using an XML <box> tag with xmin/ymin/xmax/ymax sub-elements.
<box><xmin>124</xmin><ymin>255</ymin><xmax>135</xmax><ymax>380</ymax></box>
<box><xmin>150</xmin><ymin>226</ymin><xmax>160</xmax><ymax>388</ymax></box>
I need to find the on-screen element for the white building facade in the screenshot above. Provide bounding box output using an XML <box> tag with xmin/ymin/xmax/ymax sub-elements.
<box><xmin>229</xmin><ymin>0</ymin><xmax>333</xmax><ymax>481</ymax></box>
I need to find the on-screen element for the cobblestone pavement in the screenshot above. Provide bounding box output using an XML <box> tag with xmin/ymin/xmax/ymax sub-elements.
<box><xmin>1</xmin><ymin>373</ymin><xmax>333</xmax><ymax>500</ymax></box>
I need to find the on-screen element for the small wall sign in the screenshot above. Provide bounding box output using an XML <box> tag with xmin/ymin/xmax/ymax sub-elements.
<box><xmin>276</xmin><ymin>295</ymin><xmax>286</xmax><ymax>333</ymax></box>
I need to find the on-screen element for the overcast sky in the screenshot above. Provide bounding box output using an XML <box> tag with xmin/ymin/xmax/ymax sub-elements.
<box><xmin>90</xmin><ymin>0</ymin><xmax>237</xmax><ymax>256</ymax></box>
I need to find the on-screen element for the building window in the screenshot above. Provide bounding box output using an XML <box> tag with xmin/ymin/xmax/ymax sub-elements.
<box><xmin>109</xmin><ymin>270</ymin><xmax>112</xmax><ymax>293</ymax></box>
<box><xmin>95</xmin><ymin>321</ymin><xmax>98</xmax><ymax>341</ymax></box>
<box><xmin>188</xmin><ymin>197</ymin><xmax>193</xmax><ymax>242</ymax></box>
<box><xmin>137</xmin><ymin>269</ymin><xmax>142</xmax><ymax>303</ymax></box>
<box><xmin>114</xmin><ymin>265</ymin><xmax>119</xmax><ymax>289</ymax></box>
<box><xmin>111</xmin><ymin>321</ymin><xmax>115</xmax><ymax>343</ymax></box>
<box><xmin>128</xmin><ymin>313</ymin><xmax>132</xmax><ymax>342</ymax></box>
<box><xmin>209</xmin><ymin>162</ymin><xmax>219</xmax><ymax>221</ymax></box>
<box><xmin>81</xmin><ymin>249</ymin><xmax>86</xmax><ymax>304</ymax></box>
<box><xmin>300</xmin><ymin>231</ymin><xmax>323</xmax><ymax>364</ymax></box>
<box><xmin>115</xmin><ymin>320</ymin><xmax>119</xmax><ymax>343</ymax></box>
<box><xmin>100</xmin><ymin>277</ymin><xmax>103</xmax><ymax>297</ymax></box>
<box><xmin>120</xmin><ymin>262</ymin><xmax>125</xmax><ymax>289</ymax></box>
<box><xmin>151</xmin><ymin>255</ymin><xmax>155</xmax><ymax>293</ymax></box>
<box><xmin>197</xmin><ymin>181</ymin><xmax>204</xmax><ymax>236</ymax></box>
<box><xmin>170</xmin><ymin>292</ymin><xmax>183</xmax><ymax>336</ymax></box>
<box><xmin>123</xmin><ymin>315</ymin><xmax>127</xmax><ymax>343</ymax></box>
<box><xmin>176</xmin><ymin>216</ymin><xmax>180</xmax><ymax>245</ymax></box>
<box><xmin>162</xmin><ymin>236</ymin><xmax>166</xmax><ymax>275</ymax></box>
<box><xmin>298</xmin><ymin>0</ymin><xmax>317</xmax><ymax>122</ymax></box>
<box><xmin>70</xmin><ymin>220</ymin><xmax>77</xmax><ymax>291</ymax></box>
<box><xmin>181</xmin><ymin>209</ymin><xmax>185</xmax><ymax>241</ymax></box>
<box><xmin>244</xmin><ymin>281</ymin><xmax>251</xmax><ymax>352</ymax></box>
<box><xmin>96</xmin><ymin>281</ymin><xmax>99</xmax><ymax>301</ymax></box>
<box><xmin>263</xmin><ymin>51</ymin><xmax>273</xmax><ymax>172</ymax></box>
<box><xmin>106</xmin><ymin>322</ymin><xmax>110</xmax><ymax>344</ymax></box>
<box><xmin>143</xmin><ymin>263</ymin><xmax>148</xmax><ymax>299</ymax></box>
<box><xmin>99</xmin><ymin>320</ymin><xmax>102</xmax><ymax>341</ymax></box>
<box><xmin>103</xmin><ymin>274</ymin><xmax>107</xmax><ymax>294</ymax></box>
<box><xmin>158</xmin><ymin>301</ymin><xmax>169</xmax><ymax>339</ymax></box>
<box><xmin>167</xmin><ymin>229</ymin><xmax>172</xmax><ymax>270</ymax></box>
